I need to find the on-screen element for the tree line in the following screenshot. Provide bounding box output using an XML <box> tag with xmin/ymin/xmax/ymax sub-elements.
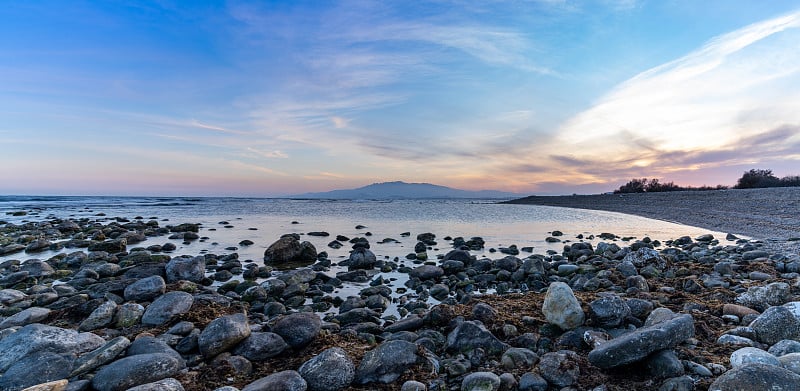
<box><xmin>614</xmin><ymin>169</ymin><xmax>800</xmax><ymax>194</ymax></box>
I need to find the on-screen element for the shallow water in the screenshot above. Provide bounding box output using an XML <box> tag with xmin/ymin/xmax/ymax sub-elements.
<box><xmin>1</xmin><ymin>196</ymin><xmax>734</xmax><ymax>317</ymax></box>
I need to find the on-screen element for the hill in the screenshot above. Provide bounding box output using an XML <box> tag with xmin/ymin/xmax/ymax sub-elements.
<box><xmin>290</xmin><ymin>181</ymin><xmax>519</xmax><ymax>199</ymax></box>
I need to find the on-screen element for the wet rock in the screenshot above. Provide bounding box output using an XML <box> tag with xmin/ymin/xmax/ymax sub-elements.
<box><xmin>233</xmin><ymin>332</ymin><xmax>287</xmax><ymax>361</ymax></box>
<box><xmin>708</xmin><ymin>363</ymin><xmax>800</xmax><ymax>391</ymax></box>
<box><xmin>20</xmin><ymin>259</ymin><xmax>56</xmax><ymax>277</ymax></box>
<box><xmin>263</xmin><ymin>235</ymin><xmax>317</xmax><ymax>265</ymax></box>
<box><xmin>141</xmin><ymin>291</ymin><xmax>194</xmax><ymax>326</ymax></box>
<box><xmin>272</xmin><ymin>312</ymin><xmax>321</xmax><ymax>348</ymax></box>
<box><xmin>347</xmin><ymin>248</ymin><xmax>377</xmax><ymax>270</ymax></box>
<box><xmin>0</xmin><ymin>323</ymin><xmax>100</xmax><ymax>373</ymax></box>
<box><xmin>88</xmin><ymin>239</ymin><xmax>127</xmax><ymax>253</ymax></box>
<box><xmin>199</xmin><ymin>313</ymin><xmax>251</xmax><ymax>358</ymax></box>
<box><xmin>165</xmin><ymin>256</ymin><xmax>206</xmax><ymax>283</ymax></box>
<box><xmin>410</xmin><ymin>265</ymin><xmax>444</xmax><ymax>280</ymax></box>
<box><xmin>298</xmin><ymin>347</ymin><xmax>355</xmax><ymax>391</ymax></box>
<box><xmin>537</xmin><ymin>350</ymin><xmax>580</xmax><ymax>387</ymax></box>
<box><xmin>461</xmin><ymin>371</ymin><xmax>500</xmax><ymax>391</ymax></box>
<box><xmin>91</xmin><ymin>353</ymin><xmax>184</xmax><ymax>391</ymax></box>
<box><xmin>242</xmin><ymin>370</ymin><xmax>307</xmax><ymax>391</ymax></box>
<box><xmin>354</xmin><ymin>340</ymin><xmax>418</xmax><ymax>384</ymax></box>
<box><xmin>588</xmin><ymin>313</ymin><xmax>695</xmax><ymax>368</ymax></box>
<box><xmin>446</xmin><ymin>320</ymin><xmax>509</xmax><ymax>356</ymax></box>
<box><xmin>542</xmin><ymin>282</ymin><xmax>585</xmax><ymax>330</ymax></box>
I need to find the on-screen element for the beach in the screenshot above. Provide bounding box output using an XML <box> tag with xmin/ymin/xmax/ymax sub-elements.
<box><xmin>505</xmin><ymin>187</ymin><xmax>800</xmax><ymax>253</ymax></box>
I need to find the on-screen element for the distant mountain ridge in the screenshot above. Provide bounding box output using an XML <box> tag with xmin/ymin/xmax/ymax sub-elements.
<box><xmin>290</xmin><ymin>181</ymin><xmax>519</xmax><ymax>199</ymax></box>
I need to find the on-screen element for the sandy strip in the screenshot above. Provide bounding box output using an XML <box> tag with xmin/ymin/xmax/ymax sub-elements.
<box><xmin>504</xmin><ymin>187</ymin><xmax>800</xmax><ymax>253</ymax></box>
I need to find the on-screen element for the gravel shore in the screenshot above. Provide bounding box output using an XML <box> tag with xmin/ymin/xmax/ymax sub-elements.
<box><xmin>505</xmin><ymin>187</ymin><xmax>800</xmax><ymax>253</ymax></box>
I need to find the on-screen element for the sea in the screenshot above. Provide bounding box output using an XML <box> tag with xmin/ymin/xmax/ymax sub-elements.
<box><xmin>1</xmin><ymin>196</ymin><xmax>731</xmax><ymax>316</ymax></box>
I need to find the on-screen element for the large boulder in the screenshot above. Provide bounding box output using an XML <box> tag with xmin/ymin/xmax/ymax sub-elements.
<box><xmin>354</xmin><ymin>340</ymin><xmax>418</xmax><ymax>384</ymax></box>
<box><xmin>298</xmin><ymin>347</ymin><xmax>355</xmax><ymax>391</ymax></box>
<box><xmin>542</xmin><ymin>282</ymin><xmax>585</xmax><ymax>330</ymax></box>
<box><xmin>165</xmin><ymin>256</ymin><xmax>206</xmax><ymax>283</ymax></box>
<box><xmin>233</xmin><ymin>332</ymin><xmax>288</xmax><ymax>361</ymax></box>
<box><xmin>0</xmin><ymin>323</ymin><xmax>102</xmax><ymax>373</ymax></box>
<box><xmin>0</xmin><ymin>351</ymin><xmax>73</xmax><ymax>391</ymax></box>
<box><xmin>199</xmin><ymin>313</ymin><xmax>251</xmax><ymax>358</ymax></box>
<box><xmin>70</xmin><ymin>336</ymin><xmax>131</xmax><ymax>377</ymax></box>
<box><xmin>0</xmin><ymin>307</ymin><xmax>51</xmax><ymax>329</ymax></box>
<box><xmin>588</xmin><ymin>313</ymin><xmax>695</xmax><ymax>368</ymax></box>
<box><xmin>272</xmin><ymin>312</ymin><xmax>321</xmax><ymax>348</ymax></box>
<box><xmin>141</xmin><ymin>291</ymin><xmax>194</xmax><ymax>326</ymax></box>
<box><xmin>92</xmin><ymin>353</ymin><xmax>185</xmax><ymax>391</ymax></box>
<box><xmin>749</xmin><ymin>305</ymin><xmax>800</xmax><ymax>345</ymax></box>
<box><xmin>347</xmin><ymin>248</ymin><xmax>377</xmax><ymax>270</ymax></box>
<box><xmin>124</xmin><ymin>275</ymin><xmax>167</xmax><ymax>302</ymax></box>
<box><xmin>709</xmin><ymin>363</ymin><xmax>800</xmax><ymax>391</ymax></box>
<box><xmin>263</xmin><ymin>235</ymin><xmax>317</xmax><ymax>265</ymax></box>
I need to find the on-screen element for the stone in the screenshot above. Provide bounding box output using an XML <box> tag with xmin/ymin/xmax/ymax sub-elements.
<box><xmin>0</xmin><ymin>307</ymin><xmax>51</xmax><ymax>329</ymax></box>
<box><xmin>199</xmin><ymin>313</ymin><xmax>251</xmax><ymax>358</ymax></box>
<box><xmin>778</xmin><ymin>352</ymin><xmax>800</xmax><ymax>374</ymax></box>
<box><xmin>472</xmin><ymin>303</ymin><xmax>498</xmax><ymax>325</ymax></box>
<box><xmin>736</xmin><ymin>282</ymin><xmax>790</xmax><ymax>312</ymax></box>
<box><xmin>518</xmin><ymin>372</ymin><xmax>548</xmax><ymax>391</ymax></box>
<box><xmin>401</xmin><ymin>380</ymin><xmax>427</xmax><ymax>391</ymax></box>
<box><xmin>646</xmin><ymin>350</ymin><xmax>685</xmax><ymax>378</ymax></box>
<box><xmin>127</xmin><ymin>378</ymin><xmax>185</xmax><ymax>391</ymax></box>
<box><xmin>70</xmin><ymin>336</ymin><xmax>131</xmax><ymax>377</ymax></box>
<box><xmin>588</xmin><ymin>313</ymin><xmax>695</xmax><ymax>368</ymax></box>
<box><xmin>141</xmin><ymin>291</ymin><xmax>194</xmax><ymax>326</ymax></box>
<box><xmin>708</xmin><ymin>363</ymin><xmax>800</xmax><ymax>391</ymax></box>
<box><xmin>749</xmin><ymin>305</ymin><xmax>800</xmax><ymax>345</ymax></box>
<box><xmin>410</xmin><ymin>265</ymin><xmax>444</xmax><ymax>280</ymax></box>
<box><xmin>658</xmin><ymin>376</ymin><xmax>694</xmax><ymax>391</ymax></box>
<box><xmin>769</xmin><ymin>340</ymin><xmax>800</xmax><ymax>356</ymax></box>
<box><xmin>501</xmin><ymin>348</ymin><xmax>538</xmax><ymax>370</ymax></box>
<box><xmin>730</xmin><ymin>347</ymin><xmax>780</xmax><ymax>368</ymax></box>
<box><xmin>347</xmin><ymin>248</ymin><xmax>377</xmax><ymax>269</ymax></box>
<box><xmin>0</xmin><ymin>351</ymin><xmax>73</xmax><ymax>391</ymax></box>
<box><xmin>446</xmin><ymin>320</ymin><xmax>509</xmax><ymax>356</ymax></box>
<box><xmin>461</xmin><ymin>371</ymin><xmax>500</xmax><ymax>391</ymax></box>
<box><xmin>589</xmin><ymin>295</ymin><xmax>631</xmax><ymax>328</ymax></box>
<box><xmin>298</xmin><ymin>347</ymin><xmax>355</xmax><ymax>391</ymax></box>
<box><xmin>242</xmin><ymin>370</ymin><xmax>307</xmax><ymax>391</ymax></box>
<box><xmin>20</xmin><ymin>259</ymin><xmax>55</xmax><ymax>277</ymax></box>
<box><xmin>0</xmin><ymin>323</ymin><xmax>100</xmax><ymax>373</ymax></box>
<box><xmin>263</xmin><ymin>236</ymin><xmax>317</xmax><ymax>265</ymax></box>
<box><xmin>272</xmin><ymin>312</ymin><xmax>321</xmax><ymax>348</ymax></box>
<box><xmin>18</xmin><ymin>379</ymin><xmax>68</xmax><ymax>391</ymax></box>
<box><xmin>124</xmin><ymin>276</ymin><xmax>167</xmax><ymax>302</ymax></box>
<box><xmin>537</xmin><ymin>350</ymin><xmax>581</xmax><ymax>387</ymax></box>
<box><xmin>91</xmin><ymin>353</ymin><xmax>184</xmax><ymax>391</ymax></box>
<box><xmin>354</xmin><ymin>340</ymin><xmax>418</xmax><ymax>384</ymax></box>
<box><xmin>88</xmin><ymin>239</ymin><xmax>126</xmax><ymax>253</ymax></box>
<box><xmin>128</xmin><ymin>336</ymin><xmax>182</xmax><ymax>361</ymax></box>
<box><xmin>79</xmin><ymin>300</ymin><xmax>118</xmax><ymax>331</ymax></box>
<box><xmin>541</xmin><ymin>282</ymin><xmax>585</xmax><ymax>330</ymax></box>
<box><xmin>623</xmin><ymin>247</ymin><xmax>662</xmax><ymax>268</ymax></box>
<box><xmin>114</xmin><ymin>303</ymin><xmax>145</xmax><ymax>327</ymax></box>
<box><xmin>233</xmin><ymin>332</ymin><xmax>287</xmax><ymax>361</ymax></box>
<box><xmin>166</xmin><ymin>256</ymin><xmax>206</xmax><ymax>283</ymax></box>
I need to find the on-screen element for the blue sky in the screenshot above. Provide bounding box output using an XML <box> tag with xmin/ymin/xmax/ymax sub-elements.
<box><xmin>2</xmin><ymin>1</ymin><xmax>799</xmax><ymax>196</ymax></box>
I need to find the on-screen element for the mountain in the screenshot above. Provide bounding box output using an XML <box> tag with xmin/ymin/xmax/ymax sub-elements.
<box><xmin>289</xmin><ymin>181</ymin><xmax>520</xmax><ymax>200</ymax></box>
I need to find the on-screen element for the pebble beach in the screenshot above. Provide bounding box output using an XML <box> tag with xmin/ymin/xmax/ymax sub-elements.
<box><xmin>0</xmin><ymin>192</ymin><xmax>799</xmax><ymax>391</ymax></box>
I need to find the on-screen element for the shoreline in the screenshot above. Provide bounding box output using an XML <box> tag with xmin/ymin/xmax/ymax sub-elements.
<box><xmin>504</xmin><ymin>187</ymin><xmax>800</xmax><ymax>253</ymax></box>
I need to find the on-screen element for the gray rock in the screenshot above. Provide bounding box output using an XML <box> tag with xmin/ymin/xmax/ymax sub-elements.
<box><xmin>141</xmin><ymin>291</ymin><xmax>194</xmax><ymax>326</ymax></box>
<box><xmin>623</xmin><ymin>247</ymin><xmax>662</xmax><ymax>268</ymax></box>
<box><xmin>401</xmin><ymin>380</ymin><xmax>427</xmax><ymax>391</ymax></box>
<box><xmin>778</xmin><ymin>352</ymin><xmax>800</xmax><ymax>374</ymax></box>
<box><xmin>233</xmin><ymin>332</ymin><xmax>287</xmax><ymax>361</ymax></box>
<box><xmin>589</xmin><ymin>295</ymin><xmax>631</xmax><ymax>328</ymax></box>
<box><xmin>501</xmin><ymin>348</ymin><xmax>538</xmax><ymax>370</ymax></box>
<box><xmin>730</xmin><ymin>347</ymin><xmax>779</xmax><ymax>368</ymax></box>
<box><xmin>461</xmin><ymin>371</ymin><xmax>500</xmax><ymax>391</ymax></box>
<box><xmin>646</xmin><ymin>350</ymin><xmax>685</xmax><ymax>378</ymax></box>
<box><xmin>385</xmin><ymin>315</ymin><xmax>424</xmax><ymax>333</ymax></box>
<box><xmin>166</xmin><ymin>256</ymin><xmax>206</xmax><ymax>283</ymax></box>
<box><xmin>298</xmin><ymin>347</ymin><xmax>355</xmax><ymax>391</ymax></box>
<box><xmin>0</xmin><ymin>351</ymin><xmax>73</xmax><ymax>391</ymax></box>
<box><xmin>588</xmin><ymin>313</ymin><xmax>695</xmax><ymax>368</ymax></box>
<box><xmin>79</xmin><ymin>300</ymin><xmax>117</xmax><ymax>331</ymax></box>
<box><xmin>124</xmin><ymin>276</ymin><xmax>166</xmax><ymax>302</ymax></box>
<box><xmin>20</xmin><ymin>259</ymin><xmax>55</xmax><ymax>277</ymax></box>
<box><xmin>518</xmin><ymin>372</ymin><xmax>548</xmax><ymax>391</ymax></box>
<box><xmin>347</xmin><ymin>248</ymin><xmax>377</xmax><ymax>269</ymax></box>
<box><xmin>769</xmin><ymin>340</ymin><xmax>800</xmax><ymax>356</ymax></box>
<box><xmin>263</xmin><ymin>236</ymin><xmax>317</xmax><ymax>265</ymax></box>
<box><xmin>242</xmin><ymin>370</ymin><xmax>307</xmax><ymax>391</ymax></box>
<box><xmin>128</xmin><ymin>335</ymin><xmax>182</xmax><ymax>361</ymax></box>
<box><xmin>355</xmin><ymin>340</ymin><xmax>418</xmax><ymax>384</ymax></box>
<box><xmin>446</xmin><ymin>320</ymin><xmax>509</xmax><ymax>356</ymax></box>
<box><xmin>272</xmin><ymin>312</ymin><xmax>321</xmax><ymax>348</ymax></box>
<box><xmin>749</xmin><ymin>306</ymin><xmax>800</xmax><ymax>345</ymax></box>
<box><xmin>127</xmin><ymin>378</ymin><xmax>185</xmax><ymax>391</ymax></box>
<box><xmin>410</xmin><ymin>265</ymin><xmax>444</xmax><ymax>280</ymax></box>
<box><xmin>742</xmin><ymin>250</ymin><xmax>770</xmax><ymax>260</ymax></box>
<box><xmin>91</xmin><ymin>353</ymin><xmax>184</xmax><ymax>391</ymax></box>
<box><xmin>0</xmin><ymin>288</ymin><xmax>27</xmax><ymax>305</ymax></box>
<box><xmin>114</xmin><ymin>302</ymin><xmax>145</xmax><ymax>327</ymax></box>
<box><xmin>538</xmin><ymin>350</ymin><xmax>580</xmax><ymax>387</ymax></box>
<box><xmin>708</xmin><ymin>363</ymin><xmax>800</xmax><ymax>391</ymax></box>
<box><xmin>735</xmin><ymin>282</ymin><xmax>790</xmax><ymax>312</ymax></box>
<box><xmin>199</xmin><ymin>313</ymin><xmax>251</xmax><ymax>358</ymax></box>
<box><xmin>0</xmin><ymin>307</ymin><xmax>51</xmax><ymax>329</ymax></box>
<box><xmin>541</xmin><ymin>282</ymin><xmax>585</xmax><ymax>330</ymax></box>
<box><xmin>658</xmin><ymin>376</ymin><xmax>694</xmax><ymax>391</ymax></box>
<box><xmin>0</xmin><ymin>323</ymin><xmax>99</xmax><ymax>373</ymax></box>
<box><xmin>70</xmin><ymin>336</ymin><xmax>131</xmax><ymax>377</ymax></box>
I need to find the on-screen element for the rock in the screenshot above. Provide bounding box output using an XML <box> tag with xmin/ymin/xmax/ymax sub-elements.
<box><xmin>114</xmin><ymin>303</ymin><xmax>145</xmax><ymax>327</ymax></box>
<box><xmin>0</xmin><ymin>307</ymin><xmax>51</xmax><ymax>329</ymax></box>
<box><xmin>518</xmin><ymin>372</ymin><xmax>548</xmax><ymax>391</ymax></box>
<box><xmin>0</xmin><ymin>351</ymin><xmax>73</xmax><ymax>391</ymax></box>
<box><xmin>541</xmin><ymin>282</ymin><xmax>585</xmax><ymax>330</ymax></box>
<box><xmin>623</xmin><ymin>247</ymin><xmax>662</xmax><ymax>268</ymax></box>
<box><xmin>354</xmin><ymin>340</ymin><xmax>418</xmax><ymax>384</ymax></box>
<box><xmin>347</xmin><ymin>248</ymin><xmax>377</xmax><ymax>269</ymax></box>
<box><xmin>91</xmin><ymin>353</ymin><xmax>184</xmax><ymax>391</ymax></box>
<box><xmin>589</xmin><ymin>295</ymin><xmax>631</xmax><ymax>328</ymax></box>
<box><xmin>778</xmin><ymin>352</ymin><xmax>800</xmax><ymax>374</ymax></box>
<box><xmin>461</xmin><ymin>371</ymin><xmax>500</xmax><ymax>391</ymax></box>
<box><xmin>588</xmin><ymin>313</ymin><xmax>695</xmax><ymax>368</ymax></box>
<box><xmin>233</xmin><ymin>332</ymin><xmax>287</xmax><ymax>361</ymax></box>
<box><xmin>472</xmin><ymin>303</ymin><xmax>498</xmax><ymax>325</ymax></box>
<box><xmin>446</xmin><ymin>320</ymin><xmax>509</xmax><ymax>356</ymax></box>
<box><xmin>410</xmin><ymin>265</ymin><xmax>444</xmax><ymax>280</ymax></box>
<box><xmin>742</xmin><ymin>250</ymin><xmax>770</xmax><ymax>260</ymax></box>
<box><xmin>537</xmin><ymin>350</ymin><xmax>581</xmax><ymax>387</ymax></box>
<box><xmin>730</xmin><ymin>347</ymin><xmax>780</xmax><ymax>368</ymax></box>
<box><xmin>124</xmin><ymin>275</ymin><xmax>167</xmax><ymax>302</ymax></box>
<box><xmin>401</xmin><ymin>380</ymin><xmax>427</xmax><ymax>391</ymax></box>
<box><xmin>769</xmin><ymin>340</ymin><xmax>800</xmax><ymax>356</ymax></box>
<box><xmin>722</xmin><ymin>303</ymin><xmax>759</xmax><ymax>318</ymax></box>
<box><xmin>272</xmin><ymin>312</ymin><xmax>321</xmax><ymax>348</ymax></box>
<box><xmin>127</xmin><ymin>378</ymin><xmax>185</xmax><ymax>391</ymax></box>
<box><xmin>658</xmin><ymin>376</ymin><xmax>694</xmax><ymax>391</ymax></box>
<box><xmin>646</xmin><ymin>350</ymin><xmax>685</xmax><ymax>378</ymax></box>
<box><xmin>0</xmin><ymin>323</ymin><xmax>100</xmax><ymax>373</ymax></box>
<box><xmin>749</xmin><ymin>305</ymin><xmax>800</xmax><ymax>345</ymax></box>
<box><xmin>736</xmin><ymin>282</ymin><xmax>790</xmax><ymax>312</ymax></box>
<box><xmin>263</xmin><ymin>236</ymin><xmax>317</xmax><ymax>265</ymax></box>
<box><xmin>199</xmin><ymin>313</ymin><xmax>251</xmax><ymax>358</ymax></box>
<box><xmin>128</xmin><ymin>336</ymin><xmax>182</xmax><ymax>361</ymax></box>
<box><xmin>385</xmin><ymin>315</ymin><xmax>424</xmax><ymax>333</ymax></box>
<box><xmin>165</xmin><ymin>256</ymin><xmax>206</xmax><ymax>283</ymax></box>
<box><xmin>298</xmin><ymin>347</ymin><xmax>355</xmax><ymax>391</ymax></box>
<box><xmin>70</xmin><ymin>336</ymin><xmax>131</xmax><ymax>377</ymax></box>
<box><xmin>0</xmin><ymin>288</ymin><xmax>27</xmax><ymax>305</ymax></box>
<box><xmin>79</xmin><ymin>300</ymin><xmax>118</xmax><ymax>331</ymax></box>
<box><xmin>88</xmin><ymin>239</ymin><xmax>127</xmax><ymax>253</ymax></box>
<box><xmin>501</xmin><ymin>348</ymin><xmax>538</xmax><ymax>370</ymax></box>
<box><xmin>18</xmin><ymin>379</ymin><xmax>68</xmax><ymax>391</ymax></box>
<box><xmin>708</xmin><ymin>363</ymin><xmax>800</xmax><ymax>391</ymax></box>
<box><xmin>141</xmin><ymin>291</ymin><xmax>194</xmax><ymax>326</ymax></box>
<box><xmin>20</xmin><ymin>259</ymin><xmax>56</xmax><ymax>277</ymax></box>
<box><xmin>242</xmin><ymin>370</ymin><xmax>307</xmax><ymax>391</ymax></box>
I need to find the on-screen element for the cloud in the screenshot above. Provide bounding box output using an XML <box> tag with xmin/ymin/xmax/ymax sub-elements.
<box><xmin>245</xmin><ymin>147</ymin><xmax>288</xmax><ymax>159</ymax></box>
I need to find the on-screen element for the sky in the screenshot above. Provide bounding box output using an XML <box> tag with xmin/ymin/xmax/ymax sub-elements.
<box><xmin>1</xmin><ymin>0</ymin><xmax>799</xmax><ymax>196</ymax></box>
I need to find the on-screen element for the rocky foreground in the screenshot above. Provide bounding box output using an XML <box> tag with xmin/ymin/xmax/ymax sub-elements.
<box><xmin>1</xmin><ymin>215</ymin><xmax>800</xmax><ymax>390</ymax></box>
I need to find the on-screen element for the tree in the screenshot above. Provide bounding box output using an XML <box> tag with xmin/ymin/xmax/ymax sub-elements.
<box><xmin>735</xmin><ymin>169</ymin><xmax>781</xmax><ymax>189</ymax></box>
